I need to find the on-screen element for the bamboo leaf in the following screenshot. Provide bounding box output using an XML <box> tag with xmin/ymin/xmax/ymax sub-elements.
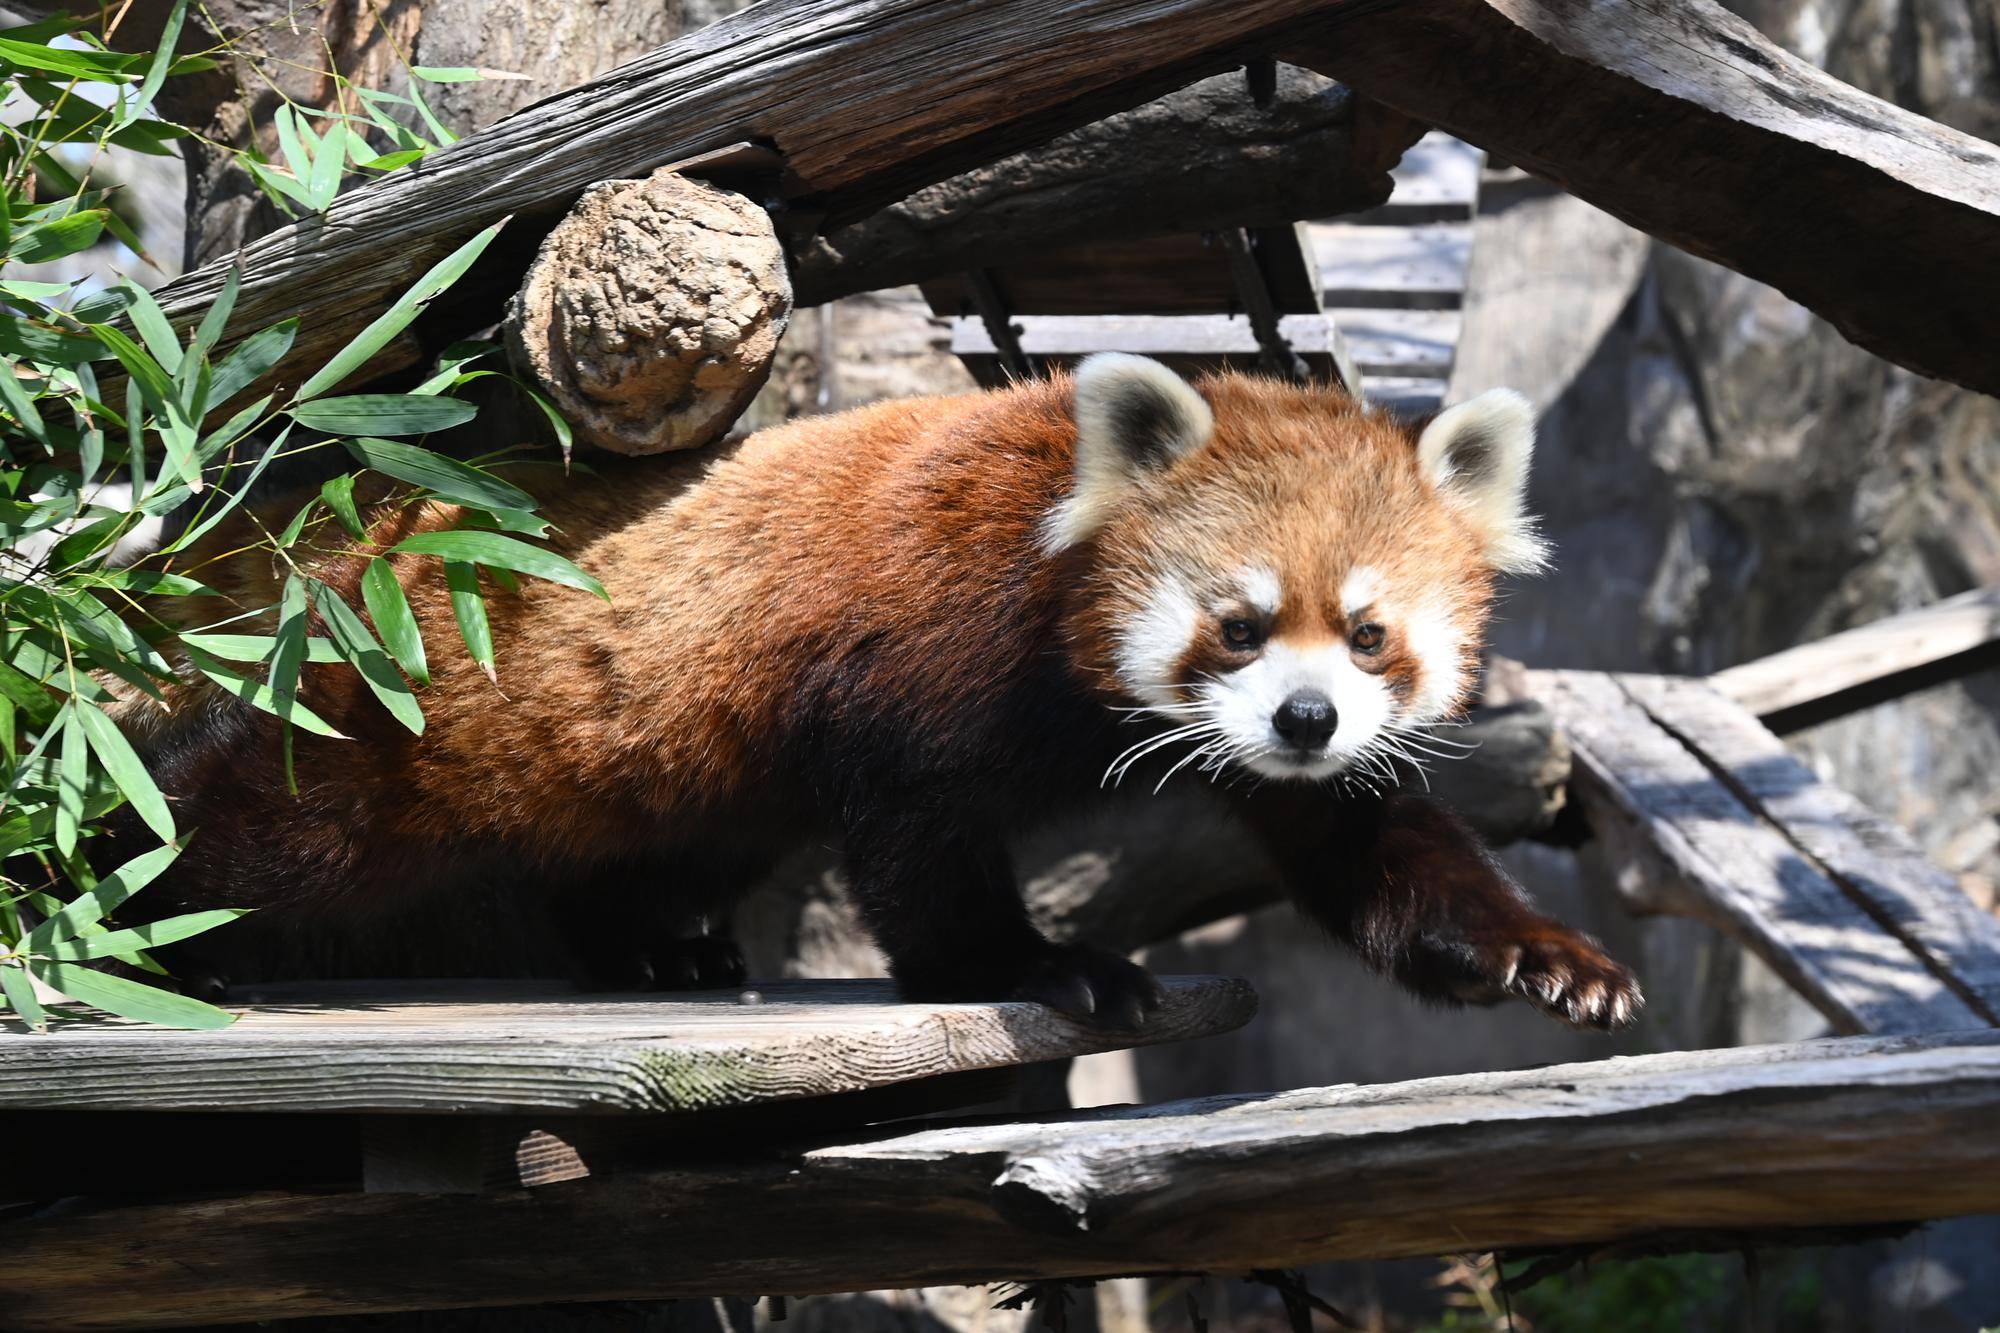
<box><xmin>391</xmin><ymin>530</ymin><xmax>605</xmax><ymax>599</ymax></box>
<box><xmin>54</xmin><ymin>704</ymin><xmax>84</xmax><ymax>857</ymax></box>
<box><xmin>177</xmin><ymin>633</ymin><xmax>343</xmax><ymax>664</ymax></box>
<box><xmin>207</xmin><ymin>318</ymin><xmax>297</xmax><ymax>405</ymax></box>
<box><xmin>73</xmin><ymin>698</ymin><xmax>174</xmax><ymax>843</ymax></box>
<box><xmin>7</xmin><ymin>210</ymin><xmax>105</xmax><ymax>263</ymax></box>
<box><xmin>343</xmin><ymin>436</ymin><xmax>535</xmax><ymax>511</ymax></box>
<box><xmin>119</xmin><ymin>280</ymin><xmax>183</xmax><ymax>375</ymax></box>
<box><xmin>321</xmin><ymin>473</ymin><xmax>365</xmax><ymax>539</ymax></box>
<box><xmin>46</xmin><ymin>909</ymin><xmax>246</xmax><ymax>960</ymax></box>
<box><xmin>294</xmin><ymin>219</ymin><xmax>507</xmax><ymax>401</ymax></box>
<box><xmin>183</xmin><ymin>645</ymin><xmax>346</xmax><ymax>738</ymax></box>
<box><xmin>443</xmin><ymin>561</ymin><xmax>495</xmax><ymax>682</ymax></box>
<box><xmin>361</xmin><ymin>558</ymin><xmax>429</xmax><ymax>685</ymax></box>
<box><xmin>0</xmin><ymin>962</ymin><xmax>48</xmax><ymax>1031</ymax></box>
<box><xmin>30</xmin><ymin>960</ymin><xmax>235</xmax><ymax>1029</ymax></box>
<box><xmin>25</xmin><ymin>840</ymin><xmax>181</xmax><ymax>949</ymax></box>
<box><xmin>190</xmin><ymin>264</ymin><xmax>240</xmax><ymax>367</ymax></box>
<box><xmin>290</xmin><ymin>394</ymin><xmax>476</xmax><ymax>436</ymax></box>
<box><xmin>314</xmin><ymin>582</ymin><xmax>424</xmax><ymax>734</ymax></box>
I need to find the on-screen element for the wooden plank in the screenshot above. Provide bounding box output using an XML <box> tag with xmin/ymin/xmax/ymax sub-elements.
<box><xmin>1619</xmin><ymin>674</ymin><xmax>2000</xmax><ymax>1025</ymax></box>
<box><xmin>1333</xmin><ymin>307</ymin><xmax>1461</xmax><ymax>376</ymax></box>
<box><xmin>1709</xmin><ymin>587</ymin><xmax>2000</xmax><ymax>733</ymax></box>
<box><xmin>11</xmin><ymin>1031</ymin><xmax>1999</xmax><ymax>1329</ymax></box>
<box><xmin>1359</xmin><ymin>376</ymin><xmax>1446</xmax><ymax>416</ymax></box>
<box><xmin>1310</xmin><ymin>221</ymin><xmax>1471</xmax><ymax>308</ymax></box>
<box><xmin>798</xmin><ymin>66</ymin><xmax>1424</xmax><ymax>308</ymax></box>
<box><xmin>133</xmin><ymin>0</ymin><xmax>1396</xmax><ymax>399</ymax></box>
<box><xmin>1284</xmin><ymin>0</ymin><xmax>2000</xmax><ymax>397</ymax></box>
<box><xmin>950</xmin><ymin>312</ymin><xmax>1356</xmax><ymax>387</ymax></box>
<box><xmin>0</xmin><ymin>977</ymin><xmax>1256</xmax><ymax>1115</ymax></box>
<box><xmin>1531</xmin><ymin>670</ymin><xmax>1987</xmax><ymax>1035</ymax></box>
<box><xmin>917</xmin><ymin>225</ymin><xmax>1320</xmax><ymax>318</ymax></box>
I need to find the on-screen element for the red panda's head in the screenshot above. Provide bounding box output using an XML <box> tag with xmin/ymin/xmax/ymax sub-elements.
<box><xmin>1052</xmin><ymin>354</ymin><xmax>1546</xmax><ymax>787</ymax></box>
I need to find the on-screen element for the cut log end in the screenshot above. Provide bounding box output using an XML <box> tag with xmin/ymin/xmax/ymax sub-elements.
<box><xmin>505</xmin><ymin>170</ymin><xmax>793</xmax><ymax>455</ymax></box>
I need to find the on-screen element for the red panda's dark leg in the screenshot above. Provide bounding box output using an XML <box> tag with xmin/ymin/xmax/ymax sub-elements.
<box><xmin>1233</xmin><ymin>785</ymin><xmax>1642</xmax><ymax>1031</ymax></box>
<box><xmin>839</xmin><ymin>812</ymin><xmax>1162</xmax><ymax>1028</ymax></box>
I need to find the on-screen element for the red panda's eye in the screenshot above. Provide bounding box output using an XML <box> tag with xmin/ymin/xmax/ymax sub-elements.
<box><xmin>1351</xmin><ymin>622</ymin><xmax>1386</xmax><ymax>653</ymax></box>
<box><xmin>1221</xmin><ymin>619</ymin><xmax>1263</xmax><ymax>650</ymax></box>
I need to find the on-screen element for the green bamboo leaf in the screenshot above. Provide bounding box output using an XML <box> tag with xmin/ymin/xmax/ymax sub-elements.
<box><xmin>46</xmin><ymin>909</ymin><xmax>246</xmax><ymax>960</ymax></box>
<box><xmin>359</xmin><ymin>148</ymin><xmax>425</xmax><ymax>172</ymax></box>
<box><xmin>197</xmin><ymin>392</ymin><xmax>273</xmax><ymax>461</ymax></box>
<box><xmin>0</xmin><ymin>962</ymin><xmax>49</xmax><ymax>1031</ymax></box>
<box><xmin>443</xmin><ymin>561</ymin><xmax>495</xmax><ymax>682</ymax></box>
<box><xmin>161</xmin><ymin>424</ymin><xmax>290</xmax><ymax>553</ymax></box>
<box><xmin>294</xmin><ymin>220</ymin><xmax>508</xmax><ymax>401</ymax></box>
<box><xmin>273</xmin><ymin>104</ymin><xmax>313</xmax><ymax>183</ymax></box>
<box><xmin>268</xmin><ymin>575</ymin><xmax>309</xmax><ymax>720</ymax></box>
<box><xmin>119</xmin><ymin>280</ymin><xmax>183</xmax><ymax>375</ymax></box>
<box><xmin>306</xmin><ymin>116</ymin><xmax>345</xmax><ymax>209</ymax></box>
<box><xmin>207</xmin><ymin>318</ymin><xmax>298</xmax><ymax>405</ymax></box>
<box><xmin>314</xmin><ymin>582</ymin><xmax>424</xmax><ymax>735</ymax></box>
<box><xmin>90</xmin><ymin>569</ymin><xmax>219</xmax><ymax>596</ymax></box>
<box><xmin>343</xmin><ymin>436</ymin><xmax>535</xmax><ymax>511</ymax></box>
<box><xmin>0</xmin><ymin>316</ymin><xmax>101</xmax><ymax>367</ymax></box>
<box><xmin>30</xmin><ymin>960</ymin><xmax>235</xmax><ymax>1029</ymax></box>
<box><xmin>391</xmin><ymin>530</ymin><xmax>605</xmax><ymax>599</ymax></box>
<box><xmin>410</xmin><ymin>66</ymin><xmax>484</xmax><ymax>82</ymax></box>
<box><xmin>177</xmin><ymin>633</ymin><xmax>343</xmax><ymax>664</ymax></box>
<box><xmin>0</xmin><ymin>661</ymin><xmax>57</xmax><ymax>727</ymax></box>
<box><xmin>10</xmin><ymin>210</ymin><xmax>106</xmax><ymax>264</ymax></box>
<box><xmin>122</xmin><ymin>0</ymin><xmax>189</xmax><ymax>127</ymax></box>
<box><xmin>0</xmin><ymin>37</ymin><xmax>138</xmax><ymax>80</ymax></box>
<box><xmin>73</xmin><ymin>698</ymin><xmax>174</xmax><ymax>842</ymax></box>
<box><xmin>361</xmin><ymin>557</ymin><xmax>429</xmax><ymax>685</ymax></box>
<box><xmin>53</xmin><ymin>705</ymin><xmax>85</xmax><ymax>858</ymax></box>
<box><xmin>243</xmin><ymin>158</ymin><xmax>317</xmax><ymax>214</ymax></box>
<box><xmin>321</xmin><ymin>473</ymin><xmax>365</xmax><ymax>539</ymax></box>
<box><xmin>183</xmin><ymin>645</ymin><xmax>346</xmax><ymax>738</ymax></box>
<box><xmin>190</xmin><ymin>264</ymin><xmax>239</xmax><ymax>367</ymax></box>
<box><xmin>0</xmin><ymin>361</ymin><xmax>48</xmax><ymax>445</ymax></box>
<box><xmin>291</xmin><ymin>395</ymin><xmax>476</xmax><ymax>436</ymax></box>
<box><xmin>25</xmin><ymin>840</ymin><xmax>181</xmax><ymax>949</ymax></box>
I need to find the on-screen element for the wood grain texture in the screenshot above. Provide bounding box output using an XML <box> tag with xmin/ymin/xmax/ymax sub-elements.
<box><xmin>138</xmin><ymin>0</ymin><xmax>1380</xmax><ymax>397</ymax></box>
<box><xmin>1709</xmin><ymin>587</ymin><xmax>2000</xmax><ymax>733</ymax></box>
<box><xmin>0</xmin><ymin>976</ymin><xmax>1256</xmax><ymax>1115</ymax></box>
<box><xmin>800</xmin><ymin>66</ymin><xmax>1418</xmax><ymax>307</ymax></box>
<box><xmin>1286</xmin><ymin>0</ymin><xmax>2000</xmax><ymax>395</ymax></box>
<box><xmin>10</xmin><ymin>1031</ymin><xmax>1999</xmax><ymax>1329</ymax></box>
<box><xmin>1531</xmin><ymin>670</ymin><xmax>1989</xmax><ymax>1035</ymax></box>
<box><xmin>1619</xmin><ymin>674</ymin><xmax>2000</xmax><ymax>1026</ymax></box>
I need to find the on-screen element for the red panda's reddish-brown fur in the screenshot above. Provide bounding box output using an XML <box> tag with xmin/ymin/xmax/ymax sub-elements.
<box><xmin>113</xmin><ymin>368</ymin><xmax>1639</xmax><ymax>1029</ymax></box>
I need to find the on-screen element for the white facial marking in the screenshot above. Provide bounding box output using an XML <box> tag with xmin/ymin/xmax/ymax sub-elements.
<box><xmin>1114</xmin><ymin>572</ymin><xmax>1199</xmax><ymax>710</ymax></box>
<box><xmin>1340</xmin><ymin>565</ymin><xmax>1386</xmax><ymax>618</ymax></box>
<box><xmin>1238</xmin><ymin>566</ymin><xmax>1282</xmax><ymax>618</ymax></box>
<box><xmin>1404</xmin><ymin>598</ymin><xmax>1471</xmax><ymax>721</ymax></box>
<box><xmin>1202</xmin><ymin>640</ymin><xmax>1396</xmax><ymax>782</ymax></box>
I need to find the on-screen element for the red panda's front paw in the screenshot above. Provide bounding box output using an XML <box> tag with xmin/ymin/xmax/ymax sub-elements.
<box><xmin>1011</xmin><ymin>944</ymin><xmax>1163</xmax><ymax>1031</ymax></box>
<box><xmin>1477</xmin><ymin>927</ymin><xmax>1643</xmax><ymax>1032</ymax></box>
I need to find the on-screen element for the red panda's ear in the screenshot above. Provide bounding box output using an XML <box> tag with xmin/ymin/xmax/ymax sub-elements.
<box><xmin>1043</xmin><ymin>355</ymin><xmax>1214</xmax><ymax>551</ymax></box>
<box><xmin>1416</xmin><ymin>389</ymin><xmax>1550</xmax><ymax>575</ymax></box>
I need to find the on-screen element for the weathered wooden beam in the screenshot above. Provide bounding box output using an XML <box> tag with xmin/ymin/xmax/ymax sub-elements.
<box><xmin>1710</xmin><ymin>587</ymin><xmax>2000</xmax><ymax>734</ymax></box>
<box><xmin>794</xmin><ymin>66</ymin><xmax>1420</xmax><ymax>307</ymax></box>
<box><xmin>1533</xmin><ymin>670</ymin><xmax>1997</xmax><ymax>1036</ymax></box>
<box><xmin>9</xmin><ymin>1031</ymin><xmax>1999</xmax><ymax>1329</ymax></box>
<box><xmin>0</xmin><ymin>977</ymin><xmax>1256</xmax><ymax>1115</ymax></box>
<box><xmin>1285</xmin><ymin>0</ymin><xmax>2000</xmax><ymax>396</ymax></box>
<box><xmin>138</xmin><ymin>0</ymin><xmax>1395</xmax><ymax>399</ymax></box>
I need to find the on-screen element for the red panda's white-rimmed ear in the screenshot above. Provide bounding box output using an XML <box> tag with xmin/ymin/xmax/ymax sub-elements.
<box><xmin>1417</xmin><ymin>388</ymin><xmax>1549</xmax><ymax>575</ymax></box>
<box><xmin>1043</xmin><ymin>354</ymin><xmax>1214</xmax><ymax>551</ymax></box>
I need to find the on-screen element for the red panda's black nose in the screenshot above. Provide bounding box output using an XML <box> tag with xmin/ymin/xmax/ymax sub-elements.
<box><xmin>1273</xmin><ymin>691</ymin><xmax>1338</xmax><ymax>750</ymax></box>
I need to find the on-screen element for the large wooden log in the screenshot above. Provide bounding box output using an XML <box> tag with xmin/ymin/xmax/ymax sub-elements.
<box><xmin>136</xmin><ymin>0</ymin><xmax>1385</xmax><ymax>399</ymax></box>
<box><xmin>9</xmin><ymin>1031</ymin><xmax>1999</xmax><ymax>1329</ymax></box>
<box><xmin>1285</xmin><ymin>0</ymin><xmax>2000</xmax><ymax>396</ymax></box>
<box><xmin>791</xmin><ymin>65</ymin><xmax>1420</xmax><ymax>306</ymax></box>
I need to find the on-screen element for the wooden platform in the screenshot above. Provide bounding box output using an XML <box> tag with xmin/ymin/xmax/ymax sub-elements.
<box><xmin>12</xmin><ymin>1029</ymin><xmax>1999</xmax><ymax>1330</ymax></box>
<box><xmin>0</xmin><ymin>976</ymin><xmax>1257</xmax><ymax>1116</ymax></box>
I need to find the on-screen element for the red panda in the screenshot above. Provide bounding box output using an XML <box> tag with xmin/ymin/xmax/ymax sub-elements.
<box><xmin>117</xmin><ymin>355</ymin><xmax>1641</xmax><ymax>1031</ymax></box>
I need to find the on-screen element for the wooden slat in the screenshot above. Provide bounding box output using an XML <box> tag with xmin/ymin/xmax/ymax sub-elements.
<box><xmin>1358</xmin><ymin>376</ymin><xmax>1446</xmax><ymax>416</ymax></box>
<box><xmin>11</xmin><ymin>1031</ymin><xmax>2000</xmax><ymax>1330</ymax></box>
<box><xmin>1532</xmin><ymin>670</ymin><xmax>1988</xmax><ymax>1035</ymax></box>
<box><xmin>1709</xmin><ymin>586</ymin><xmax>2000</xmax><ymax>733</ymax></box>
<box><xmin>1310</xmin><ymin>221</ymin><xmax>1471</xmax><ymax>309</ymax></box>
<box><xmin>1334</xmin><ymin>307</ymin><xmax>1461</xmax><ymax>376</ymax></box>
<box><xmin>918</xmin><ymin>225</ymin><xmax>1321</xmax><ymax>318</ymax></box>
<box><xmin>949</xmin><ymin>312</ymin><xmax>1357</xmax><ymax>387</ymax></box>
<box><xmin>0</xmin><ymin>977</ymin><xmax>1256</xmax><ymax>1115</ymax></box>
<box><xmin>1619</xmin><ymin>674</ymin><xmax>2000</xmax><ymax>1025</ymax></box>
